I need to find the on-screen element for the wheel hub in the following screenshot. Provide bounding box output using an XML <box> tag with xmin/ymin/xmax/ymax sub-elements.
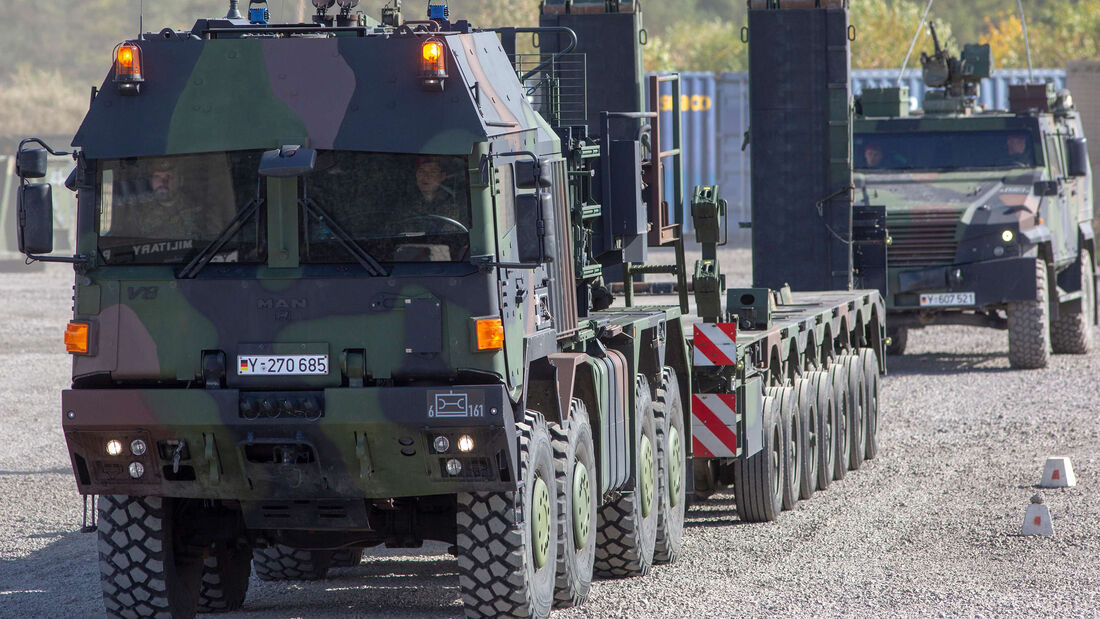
<box><xmin>640</xmin><ymin>434</ymin><xmax>655</xmax><ymax>518</ymax></box>
<box><xmin>532</xmin><ymin>476</ymin><xmax>552</xmax><ymax>570</ymax></box>
<box><xmin>571</xmin><ymin>461</ymin><xmax>591</xmax><ymax>549</ymax></box>
<box><xmin>668</xmin><ymin>426</ymin><xmax>683</xmax><ymax>508</ymax></box>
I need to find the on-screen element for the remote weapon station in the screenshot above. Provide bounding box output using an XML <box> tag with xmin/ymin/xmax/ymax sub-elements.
<box><xmin>14</xmin><ymin>1</ymin><xmax>883</xmax><ymax>616</ymax></box>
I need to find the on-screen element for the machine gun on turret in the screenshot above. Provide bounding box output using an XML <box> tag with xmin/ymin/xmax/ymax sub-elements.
<box><xmin>920</xmin><ymin>22</ymin><xmax>992</xmax><ymax>114</ymax></box>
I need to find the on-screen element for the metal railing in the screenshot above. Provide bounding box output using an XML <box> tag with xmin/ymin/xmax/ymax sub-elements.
<box><xmin>512</xmin><ymin>53</ymin><xmax>588</xmax><ymax>127</ymax></box>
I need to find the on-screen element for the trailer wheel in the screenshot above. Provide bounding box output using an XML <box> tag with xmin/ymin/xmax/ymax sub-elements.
<box><xmin>733</xmin><ymin>390</ymin><xmax>782</xmax><ymax>522</ymax></box>
<box><xmin>1007</xmin><ymin>259</ymin><xmax>1051</xmax><ymax>368</ymax></box>
<box><xmin>1051</xmin><ymin>248</ymin><xmax>1095</xmax><ymax>354</ymax></box>
<box><xmin>653</xmin><ymin>368</ymin><xmax>686</xmax><ymax>565</ymax></box>
<box><xmin>551</xmin><ymin>400</ymin><xmax>597</xmax><ymax>608</ymax></box>
<box><xmin>807</xmin><ymin>370</ymin><xmax>835</xmax><ymax>492</ymax></box>
<box><xmin>843</xmin><ymin>353</ymin><xmax>866</xmax><ymax>470</ymax></box>
<box><xmin>97</xmin><ymin>495</ymin><xmax>203</xmax><ymax>619</ymax></box>
<box><xmin>253</xmin><ymin>546</ymin><xmax>333</xmax><ymax>581</ymax></box>
<box><xmin>458</xmin><ymin>411</ymin><xmax>557</xmax><ymax>618</ymax></box>
<box><xmin>829</xmin><ymin>361</ymin><xmax>850</xmax><ymax>481</ymax></box>
<box><xmin>196</xmin><ymin>544</ymin><xmax>251</xmax><ymax>613</ymax></box>
<box><xmin>859</xmin><ymin>348</ymin><xmax>881</xmax><ymax>460</ymax></box>
<box><xmin>594</xmin><ymin>375</ymin><xmax>658</xmax><ymax>578</ymax></box>
<box><xmin>796</xmin><ymin>376</ymin><xmax>819</xmax><ymax>500</ymax></box>
<box><xmin>886</xmin><ymin>327</ymin><xmax>908</xmax><ymax>355</ymax></box>
<box><xmin>779</xmin><ymin>383</ymin><xmax>801</xmax><ymax>510</ymax></box>
<box><xmin>330</xmin><ymin>547</ymin><xmax>364</xmax><ymax>568</ymax></box>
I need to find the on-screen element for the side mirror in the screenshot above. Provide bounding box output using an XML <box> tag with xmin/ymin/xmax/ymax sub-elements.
<box><xmin>1033</xmin><ymin>180</ymin><xmax>1059</xmax><ymax>197</ymax></box>
<box><xmin>18</xmin><ymin>183</ymin><xmax>54</xmax><ymax>255</ymax></box>
<box><xmin>16</xmin><ymin>148</ymin><xmax>48</xmax><ymax>179</ymax></box>
<box><xmin>516</xmin><ymin>192</ymin><xmax>555</xmax><ymax>263</ymax></box>
<box><xmin>514</xmin><ymin>160</ymin><xmax>552</xmax><ymax>190</ymax></box>
<box><xmin>259</xmin><ymin>145</ymin><xmax>317</xmax><ymax>177</ymax></box>
<box><xmin>1066</xmin><ymin>137</ymin><xmax>1089</xmax><ymax>178</ymax></box>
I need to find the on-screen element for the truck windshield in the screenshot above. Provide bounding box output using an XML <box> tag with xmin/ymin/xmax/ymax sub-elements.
<box><xmin>854</xmin><ymin>130</ymin><xmax>1037</xmax><ymax>171</ymax></box>
<box><xmin>301</xmin><ymin>151</ymin><xmax>471</xmax><ymax>263</ymax></box>
<box><xmin>97</xmin><ymin>151</ymin><xmax>265</xmax><ymax>265</ymax></box>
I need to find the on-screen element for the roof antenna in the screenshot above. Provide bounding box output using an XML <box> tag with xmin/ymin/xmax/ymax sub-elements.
<box><xmin>138</xmin><ymin>0</ymin><xmax>144</xmax><ymax>38</ymax></box>
<box><xmin>227</xmin><ymin>0</ymin><xmax>243</xmax><ymax>19</ymax></box>
<box><xmin>897</xmin><ymin>0</ymin><xmax>934</xmax><ymax>87</ymax></box>
<box><xmin>1016</xmin><ymin>0</ymin><xmax>1034</xmax><ymax>82</ymax></box>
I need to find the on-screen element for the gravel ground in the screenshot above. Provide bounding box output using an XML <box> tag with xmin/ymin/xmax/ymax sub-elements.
<box><xmin>1</xmin><ymin>251</ymin><xmax>1098</xmax><ymax>617</ymax></box>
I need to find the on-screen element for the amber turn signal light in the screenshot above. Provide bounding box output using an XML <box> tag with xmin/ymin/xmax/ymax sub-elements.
<box><xmin>475</xmin><ymin>318</ymin><xmax>504</xmax><ymax>351</ymax></box>
<box><xmin>65</xmin><ymin>322</ymin><xmax>90</xmax><ymax>354</ymax></box>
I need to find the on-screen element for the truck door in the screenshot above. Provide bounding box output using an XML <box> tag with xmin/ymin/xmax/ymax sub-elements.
<box><xmin>1043</xmin><ymin>130</ymin><xmax>1075</xmax><ymax>264</ymax></box>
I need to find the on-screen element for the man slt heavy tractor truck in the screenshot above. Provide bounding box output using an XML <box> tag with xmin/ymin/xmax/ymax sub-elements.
<box><xmin>855</xmin><ymin>23</ymin><xmax>1096</xmax><ymax>368</ymax></box>
<box><xmin>14</xmin><ymin>1</ymin><xmax>883</xmax><ymax>617</ymax></box>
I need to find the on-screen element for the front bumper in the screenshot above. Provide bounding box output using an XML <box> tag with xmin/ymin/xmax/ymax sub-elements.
<box><xmin>62</xmin><ymin>385</ymin><xmax>519</xmax><ymax>500</ymax></box>
<box><xmin>888</xmin><ymin>256</ymin><xmax>1038</xmax><ymax>311</ymax></box>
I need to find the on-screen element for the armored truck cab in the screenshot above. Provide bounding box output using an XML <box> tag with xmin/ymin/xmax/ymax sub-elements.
<box><xmin>855</xmin><ymin>31</ymin><xmax>1095</xmax><ymax>368</ymax></box>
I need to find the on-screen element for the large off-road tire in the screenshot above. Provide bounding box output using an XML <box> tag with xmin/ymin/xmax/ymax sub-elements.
<box><xmin>330</xmin><ymin>547</ymin><xmax>364</xmax><ymax>568</ymax></box>
<box><xmin>1008</xmin><ymin>259</ymin><xmax>1051</xmax><ymax>369</ymax></box>
<box><xmin>593</xmin><ymin>375</ymin><xmax>658</xmax><ymax>578</ymax></box>
<box><xmin>1051</xmin><ymin>248</ymin><xmax>1095</xmax><ymax>354</ymax></box>
<box><xmin>840</xmin><ymin>353</ymin><xmax>866</xmax><ymax>471</ymax></box>
<box><xmin>97</xmin><ymin>495</ymin><xmax>203</xmax><ymax>619</ymax></box>
<box><xmin>886</xmin><ymin>327</ymin><xmax>908</xmax><ymax>355</ymax></box>
<box><xmin>252</xmin><ymin>545</ymin><xmax>333</xmax><ymax>581</ymax></box>
<box><xmin>196</xmin><ymin>544</ymin><xmax>251</xmax><ymax>613</ymax></box>
<box><xmin>733</xmin><ymin>390</ymin><xmax>782</xmax><ymax>522</ymax></box>
<box><xmin>829</xmin><ymin>361</ymin><xmax>850</xmax><ymax>482</ymax></box>
<box><xmin>653</xmin><ymin>367</ymin><xmax>686</xmax><ymax>565</ymax></box>
<box><xmin>796</xmin><ymin>376</ymin><xmax>819</xmax><ymax>500</ymax></box>
<box><xmin>778</xmin><ymin>383</ymin><xmax>801</xmax><ymax>511</ymax></box>
<box><xmin>457</xmin><ymin>411</ymin><xmax>557</xmax><ymax>618</ymax></box>
<box><xmin>806</xmin><ymin>370</ymin><xmax>835</xmax><ymax>492</ymax></box>
<box><xmin>551</xmin><ymin>401</ymin><xmax>597</xmax><ymax>609</ymax></box>
<box><xmin>859</xmin><ymin>348</ymin><xmax>881</xmax><ymax>460</ymax></box>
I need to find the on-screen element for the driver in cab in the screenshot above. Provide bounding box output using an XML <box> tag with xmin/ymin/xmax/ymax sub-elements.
<box><xmin>411</xmin><ymin>156</ymin><xmax>466</xmax><ymax>225</ymax></box>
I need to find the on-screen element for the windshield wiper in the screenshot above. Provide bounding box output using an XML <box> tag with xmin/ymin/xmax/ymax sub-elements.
<box><xmin>178</xmin><ymin>197</ymin><xmax>264</xmax><ymax>279</ymax></box>
<box><xmin>300</xmin><ymin>197</ymin><xmax>388</xmax><ymax>276</ymax></box>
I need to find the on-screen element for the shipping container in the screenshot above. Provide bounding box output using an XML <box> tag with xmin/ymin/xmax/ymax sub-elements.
<box><xmin>647</xmin><ymin>69</ymin><xmax>1066</xmax><ymax>236</ymax></box>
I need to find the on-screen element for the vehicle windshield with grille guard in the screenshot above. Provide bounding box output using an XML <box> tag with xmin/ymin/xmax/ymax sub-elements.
<box><xmin>96</xmin><ymin>150</ymin><xmax>472</xmax><ymax>265</ymax></box>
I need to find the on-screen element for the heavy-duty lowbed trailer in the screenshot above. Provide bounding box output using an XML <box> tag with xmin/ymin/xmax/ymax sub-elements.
<box><xmin>13</xmin><ymin>1</ymin><xmax>883</xmax><ymax>617</ymax></box>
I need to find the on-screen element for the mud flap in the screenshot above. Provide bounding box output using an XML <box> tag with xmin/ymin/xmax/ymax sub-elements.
<box><xmin>739</xmin><ymin>376</ymin><xmax>763</xmax><ymax>458</ymax></box>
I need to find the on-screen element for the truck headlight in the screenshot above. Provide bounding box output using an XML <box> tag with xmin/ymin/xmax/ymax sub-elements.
<box><xmin>106</xmin><ymin>440</ymin><xmax>123</xmax><ymax>457</ymax></box>
<box><xmin>1002</xmin><ymin>230</ymin><xmax>1014</xmax><ymax>243</ymax></box>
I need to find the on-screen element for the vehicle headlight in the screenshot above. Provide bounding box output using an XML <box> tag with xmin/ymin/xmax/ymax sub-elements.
<box><xmin>433</xmin><ymin>436</ymin><xmax>450</xmax><ymax>453</ymax></box>
<box><xmin>1002</xmin><ymin>229</ymin><xmax>1014</xmax><ymax>243</ymax></box>
<box><xmin>128</xmin><ymin>462</ymin><xmax>145</xmax><ymax>479</ymax></box>
<box><xmin>106</xmin><ymin>440</ymin><xmax>123</xmax><ymax>457</ymax></box>
<box><xmin>130</xmin><ymin>439</ymin><xmax>147</xmax><ymax>456</ymax></box>
<box><xmin>457</xmin><ymin>435</ymin><xmax>475</xmax><ymax>453</ymax></box>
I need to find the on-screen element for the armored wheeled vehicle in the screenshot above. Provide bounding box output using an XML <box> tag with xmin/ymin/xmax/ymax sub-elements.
<box><xmin>14</xmin><ymin>0</ymin><xmax>883</xmax><ymax>616</ymax></box>
<box><xmin>855</xmin><ymin>25</ymin><xmax>1095</xmax><ymax>368</ymax></box>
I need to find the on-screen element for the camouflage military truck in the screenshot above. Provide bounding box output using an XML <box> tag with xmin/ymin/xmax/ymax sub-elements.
<box><xmin>855</xmin><ymin>24</ymin><xmax>1096</xmax><ymax>368</ymax></box>
<box><xmin>14</xmin><ymin>1</ymin><xmax>883</xmax><ymax>617</ymax></box>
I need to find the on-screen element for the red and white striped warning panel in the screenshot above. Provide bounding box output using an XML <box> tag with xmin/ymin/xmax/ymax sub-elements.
<box><xmin>693</xmin><ymin>323</ymin><xmax>737</xmax><ymax>366</ymax></box>
<box><xmin>691</xmin><ymin>393</ymin><xmax>738</xmax><ymax>458</ymax></box>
